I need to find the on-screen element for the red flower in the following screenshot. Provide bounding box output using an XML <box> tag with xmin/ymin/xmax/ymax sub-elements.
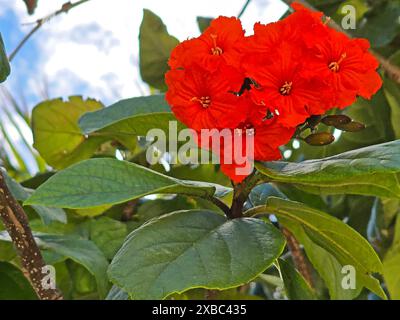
<box><xmin>306</xmin><ymin>29</ymin><xmax>382</xmax><ymax>108</ymax></box>
<box><xmin>243</xmin><ymin>42</ymin><xmax>334</xmax><ymax>127</ymax></box>
<box><xmin>165</xmin><ymin>65</ymin><xmax>247</xmax><ymax>131</ymax></box>
<box><xmin>169</xmin><ymin>16</ymin><xmax>245</xmax><ymax>71</ymax></box>
<box><xmin>199</xmin><ymin>100</ymin><xmax>295</xmax><ymax>182</ymax></box>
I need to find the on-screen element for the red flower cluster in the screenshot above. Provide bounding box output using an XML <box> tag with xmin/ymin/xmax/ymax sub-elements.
<box><xmin>165</xmin><ymin>3</ymin><xmax>382</xmax><ymax>183</ymax></box>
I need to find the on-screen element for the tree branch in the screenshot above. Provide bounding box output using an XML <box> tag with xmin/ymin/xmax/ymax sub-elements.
<box><xmin>229</xmin><ymin>171</ymin><xmax>262</xmax><ymax>219</ymax></box>
<box><xmin>0</xmin><ymin>170</ymin><xmax>63</xmax><ymax>300</ymax></box>
<box><xmin>281</xmin><ymin>0</ymin><xmax>400</xmax><ymax>85</ymax></box>
<box><xmin>281</xmin><ymin>227</ymin><xmax>314</xmax><ymax>288</ymax></box>
<box><xmin>9</xmin><ymin>0</ymin><xmax>91</xmax><ymax>62</ymax></box>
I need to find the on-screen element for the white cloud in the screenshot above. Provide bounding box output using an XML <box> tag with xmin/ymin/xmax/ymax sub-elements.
<box><xmin>2</xmin><ymin>0</ymin><xmax>288</xmax><ymax>106</ymax></box>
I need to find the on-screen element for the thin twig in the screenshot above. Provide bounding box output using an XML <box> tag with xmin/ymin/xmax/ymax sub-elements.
<box><xmin>0</xmin><ymin>170</ymin><xmax>63</xmax><ymax>300</ymax></box>
<box><xmin>238</xmin><ymin>0</ymin><xmax>252</xmax><ymax>19</ymax></box>
<box><xmin>281</xmin><ymin>0</ymin><xmax>400</xmax><ymax>85</ymax></box>
<box><xmin>8</xmin><ymin>0</ymin><xmax>91</xmax><ymax>62</ymax></box>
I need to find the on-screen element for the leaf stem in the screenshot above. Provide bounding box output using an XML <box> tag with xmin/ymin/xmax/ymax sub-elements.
<box><xmin>0</xmin><ymin>169</ymin><xmax>63</xmax><ymax>300</ymax></box>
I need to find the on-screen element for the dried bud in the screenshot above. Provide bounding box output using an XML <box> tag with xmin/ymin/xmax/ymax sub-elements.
<box><xmin>321</xmin><ymin>115</ymin><xmax>352</xmax><ymax>127</ymax></box>
<box><xmin>305</xmin><ymin>132</ymin><xmax>335</xmax><ymax>146</ymax></box>
<box><xmin>334</xmin><ymin>121</ymin><xmax>366</xmax><ymax>132</ymax></box>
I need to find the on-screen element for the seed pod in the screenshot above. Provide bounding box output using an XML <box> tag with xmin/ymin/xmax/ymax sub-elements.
<box><xmin>321</xmin><ymin>115</ymin><xmax>352</xmax><ymax>126</ymax></box>
<box><xmin>305</xmin><ymin>132</ymin><xmax>335</xmax><ymax>146</ymax></box>
<box><xmin>334</xmin><ymin>121</ymin><xmax>366</xmax><ymax>132</ymax></box>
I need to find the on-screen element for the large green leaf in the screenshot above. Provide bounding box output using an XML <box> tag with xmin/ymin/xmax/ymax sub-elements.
<box><xmin>108</xmin><ymin>210</ymin><xmax>285</xmax><ymax>299</ymax></box>
<box><xmin>0</xmin><ymin>33</ymin><xmax>10</xmax><ymax>83</ymax></box>
<box><xmin>25</xmin><ymin>158</ymin><xmax>231</xmax><ymax>208</ymax></box>
<box><xmin>2</xmin><ymin>168</ymin><xmax>66</xmax><ymax>224</ymax></box>
<box><xmin>0</xmin><ymin>262</ymin><xmax>37</xmax><ymax>300</ymax></box>
<box><xmin>139</xmin><ymin>9</ymin><xmax>179</xmax><ymax>90</ymax></box>
<box><xmin>78</xmin><ymin>95</ymin><xmax>183</xmax><ymax>147</ymax></box>
<box><xmin>278</xmin><ymin>259</ymin><xmax>316</xmax><ymax>300</ymax></box>
<box><xmin>250</xmin><ymin>197</ymin><xmax>386</xmax><ymax>299</ymax></box>
<box><xmin>32</xmin><ymin>96</ymin><xmax>107</xmax><ymax>169</ymax></box>
<box><xmin>256</xmin><ymin>140</ymin><xmax>400</xmax><ymax>199</ymax></box>
<box><xmin>278</xmin><ymin>217</ymin><xmax>362</xmax><ymax>300</ymax></box>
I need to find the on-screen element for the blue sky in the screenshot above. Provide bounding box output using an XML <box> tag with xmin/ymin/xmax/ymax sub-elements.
<box><xmin>0</xmin><ymin>0</ymin><xmax>288</xmax><ymax>174</ymax></box>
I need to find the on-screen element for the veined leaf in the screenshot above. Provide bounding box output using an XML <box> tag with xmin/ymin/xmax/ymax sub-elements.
<box><xmin>0</xmin><ymin>232</ymin><xmax>109</xmax><ymax>298</ymax></box>
<box><xmin>25</xmin><ymin>158</ymin><xmax>231</xmax><ymax>208</ymax></box>
<box><xmin>2</xmin><ymin>168</ymin><xmax>66</xmax><ymax>224</ymax></box>
<box><xmin>248</xmin><ymin>197</ymin><xmax>386</xmax><ymax>299</ymax></box>
<box><xmin>139</xmin><ymin>9</ymin><xmax>179</xmax><ymax>90</ymax></box>
<box><xmin>32</xmin><ymin>96</ymin><xmax>107</xmax><ymax>169</ymax></box>
<box><xmin>78</xmin><ymin>95</ymin><xmax>183</xmax><ymax>148</ymax></box>
<box><xmin>278</xmin><ymin>259</ymin><xmax>316</xmax><ymax>300</ymax></box>
<box><xmin>108</xmin><ymin>210</ymin><xmax>285</xmax><ymax>299</ymax></box>
<box><xmin>256</xmin><ymin>140</ymin><xmax>400</xmax><ymax>199</ymax></box>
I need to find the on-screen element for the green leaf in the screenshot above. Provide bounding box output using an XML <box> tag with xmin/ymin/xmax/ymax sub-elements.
<box><xmin>383</xmin><ymin>213</ymin><xmax>400</xmax><ymax>299</ymax></box>
<box><xmin>32</xmin><ymin>96</ymin><xmax>107</xmax><ymax>169</ymax></box>
<box><xmin>89</xmin><ymin>217</ymin><xmax>127</xmax><ymax>259</ymax></box>
<box><xmin>278</xmin><ymin>259</ymin><xmax>316</xmax><ymax>300</ymax></box>
<box><xmin>256</xmin><ymin>140</ymin><xmax>400</xmax><ymax>199</ymax></box>
<box><xmin>25</xmin><ymin>158</ymin><xmax>231</xmax><ymax>209</ymax></box>
<box><xmin>34</xmin><ymin>234</ymin><xmax>109</xmax><ymax>298</ymax></box>
<box><xmin>383</xmin><ymin>77</ymin><xmax>400</xmax><ymax>139</ymax></box>
<box><xmin>78</xmin><ymin>94</ymin><xmax>183</xmax><ymax>149</ymax></box>
<box><xmin>355</xmin><ymin>1</ymin><xmax>400</xmax><ymax>48</ymax></box>
<box><xmin>2</xmin><ymin>168</ymin><xmax>66</xmax><ymax>224</ymax></box>
<box><xmin>0</xmin><ymin>33</ymin><xmax>10</xmax><ymax>83</ymax></box>
<box><xmin>278</xmin><ymin>217</ymin><xmax>362</xmax><ymax>300</ymax></box>
<box><xmin>0</xmin><ymin>262</ymin><xmax>37</xmax><ymax>300</ymax></box>
<box><xmin>197</xmin><ymin>16</ymin><xmax>213</xmax><ymax>33</ymax></box>
<box><xmin>258</xmin><ymin>197</ymin><xmax>386</xmax><ymax>299</ymax></box>
<box><xmin>139</xmin><ymin>9</ymin><xmax>179</xmax><ymax>90</ymax></box>
<box><xmin>106</xmin><ymin>285</ymin><xmax>129</xmax><ymax>300</ymax></box>
<box><xmin>108</xmin><ymin>210</ymin><xmax>285</xmax><ymax>299</ymax></box>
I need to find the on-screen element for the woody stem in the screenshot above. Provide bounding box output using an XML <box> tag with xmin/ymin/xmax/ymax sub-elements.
<box><xmin>229</xmin><ymin>171</ymin><xmax>261</xmax><ymax>219</ymax></box>
<box><xmin>0</xmin><ymin>170</ymin><xmax>63</xmax><ymax>300</ymax></box>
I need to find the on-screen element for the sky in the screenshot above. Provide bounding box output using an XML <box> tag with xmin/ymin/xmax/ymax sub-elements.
<box><xmin>0</xmin><ymin>0</ymin><xmax>288</xmax><ymax>174</ymax></box>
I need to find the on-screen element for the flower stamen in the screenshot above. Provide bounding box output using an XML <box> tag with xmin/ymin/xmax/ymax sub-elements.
<box><xmin>328</xmin><ymin>53</ymin><xmax>347</xmax><ymax>72</ymax></box>
<box><xmin>210</xmin><ymin>34</ymin><xmax>223</xmax><ymax>55</ymax></box>
<box><xmin>279</xmin><ymin>81</ymin><xmax>293</xmax><ymax>95</ymax></box>
<box><xmin>191</xmin><ymin>96</ymin><xmax>211</xmax><ymax>108</ymax></box>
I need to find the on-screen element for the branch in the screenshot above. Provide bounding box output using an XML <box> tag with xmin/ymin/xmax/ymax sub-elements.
<box><xmin>281</xmin><ymin>227</ymin><xmax>314</xmax><ymax>288</ymax></box>
<box><xmin>0</xmin><ymin>170</ymin><xmax>63</xmax><ymax>300</ymax></box>
<box><xmin>281</xmin><ymin>0</ymin><xmax>400</xmax><ymax>85</ymax></box>
<box><xmin>229</xmin><ymin>171</ymin><xmax>262</xmax><ymax>219</ymax></box>
<box><xmin>238</xmin><ymin>0</ymin><xmax>251</xmax><ymax>19</ymax></box>
<box><xmin>9</xmin><ymin>0</ymin><xmax>91</xmax><ymax>62</ymax></box>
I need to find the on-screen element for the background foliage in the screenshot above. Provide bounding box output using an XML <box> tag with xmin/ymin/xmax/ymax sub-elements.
<box><xmin>0</xmin><ymin>0</ymin><xmax>400</xmax><ymax>300</ymax></box>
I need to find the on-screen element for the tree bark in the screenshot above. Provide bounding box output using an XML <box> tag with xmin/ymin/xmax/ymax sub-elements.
<box><xmin>0</xmin><ymin>170</ymin><xmax>63</xmax><ymax>300</ymax></box>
